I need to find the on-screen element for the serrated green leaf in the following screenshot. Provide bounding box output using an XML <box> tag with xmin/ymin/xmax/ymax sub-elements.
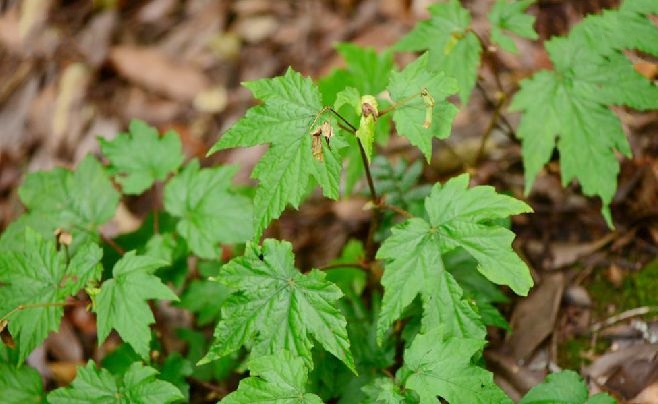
<box><xmin>0</xmin><ymin>362</ymin><xmax>44</xmax><ymax>404</ymax></box>
<box><xmin>376</xmin><ymin>174</ymin><xmax>532</xmax><ymax>343</ymax></box>
<box><xmin>0</xmin><ymin>229</ymin><xmax>102</xmax><ymax>363</ymax></box>
<box><xmin>376</xmin><ymin>218</ymin><xmax>485</xmax><ymax>344</ymax></box>
<box><xmin>0</xmin><ymin>156</ymin><xmax>119</xmax><ymax>251</ymax></box>
<box><xmin>510</xmin><ymin>15</ymin><xmax>658</xmax><ymax>225</ymax></box>
<box><xmin>221</xmin><ymin>350</ymin><xmax>322</xmax><ymax>404</ymax></box>
<box><xmin>520</xmin><ymin>370</ymin><xmax>615</xmax><ymax>404</ymax></box>
<box><xmin>488</xmin><ymin>0</ymin><xmax>537</xmax><ymax>53</ymax></box>
<box><xmin>99</xmin><ymin>119</ymin><xmax>184</xmax><ymax>195</ymax></box>
<box><xmin>208</xmin><ymin>69</ymin><xmax>341</xmax><ymax>238</ymax></box>
<box><xmin>570</xmin><ymin>5</ymin><xmax>658</xmax><ymax>58</ymax></box>
<box><xmin>202</xmin><ymin>239</ymin><xmax>355</xmax><ymax>373</ymax></box>
<box><xmin>47</xmin><ymin>360</ymin><xmax>183</xmax><ymax>404</ymax></box>
<box><xmin>387</xmin><ymin>53</ymin><xmax>458</xmax><ymax>161</ymax></box>
<box><xmin>395</xmin><ymin>0</ymin><xmax>482</xmax><ymax>104</ymax></box>
<box><xmin>94</xmin><ymin>251</ymin><xmax>178</xmax><ymax>359</ymax></box>
<box><xmin>622</xmin><ymin>0</ymin><xmax>658</xmax><ymax>14</ymax></box>
<box><xmin>164</xmin><ymin>160</ymin><xmax>253</xmax><ymax>259</ymax></box>
<box><xmin>403</xmin><ymin>328</ymin><xmax>511</xmax><ymax>404</ymax></box>
<box><xmin>425</xmin><ymin>173</ymin><xmax>533</xmax><ymax>293</ymax></box>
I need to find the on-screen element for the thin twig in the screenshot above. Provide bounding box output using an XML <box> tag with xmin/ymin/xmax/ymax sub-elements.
<box><xmin>475</xmin><ymin>83</ymin><xmax>517</xmax><ymax>140</ymax></box>
<box><xmin>476</xmin><ymin>94</ymin><xmax>504</xmax><ymax>162</ymax></box>
<box><xmin>379</xmin><ymin>203</ymin><xmax>413</xmax><ymax>219</ymax></box>
<box><xmin>101</xmin><ymin>234</ymin><xmax>125</xmax><ymax>256</ymax></box>
<box><xmin>0</xmin><ymin>301</ymin><xmax>82</xmax><ymax>323</ymax></box>
<box><xmin>590</xmin><ymin>306</ymin><xmax>658</xmax><ymax>333</ymax></box>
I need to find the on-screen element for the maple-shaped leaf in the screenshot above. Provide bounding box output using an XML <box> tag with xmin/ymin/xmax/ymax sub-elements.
<box><xmin>0</xmin><ymin>362</ymin><xmax>44</xmax><ymax>404</ymax></box>
<box><xmin>99</xmin><ymin>119</ymin><xmax>184</xmax><ymax>195</ymax></box>
<box><xmin>520</xmin><ymin>370</ymin><xmax>615</xmax><ymax>404</ymax></box>
<box><xmin>395</xmin><ymin>0</ymin><xmax>482</xmax><ymax>104</ymax></box>
<box><xmin>510</xmin><ymin>7</ymin><xmax>658</xmax><ymax>226</ymax></box>
<box><xmin>0</xmin><ymin>156</ymin><xmax>119</xmax><ymax>251</ymax></box>
<box><xmin>376</xmin><ymin>173</ymin><xmax>532</xmax><ymax>342</ymax></box>
<box><xmin>0</xmin><ymin>229</ymin><xmax>102</xmax><ymax>363</ymax></box>
<box><xmin>48</xmin><ymin>360</ymin><xmax>183</xmax><ymax>404</ymax></box>
<box><xmin>488</xmin><ymin>0</ymin><xmax>538</xmax><ymax>53</ymax></box>
<box><xmin>94</xmin><ymin>251</ymin><xmax>178</xmax><ymax>359</ymax></box>
<box><xmin>387</xmin><ymin>53</ymin><xmax>459</xmax><ymax>161</ymax></box>
<box><xmin>208</xmin><ymin>68</ymin><xmax>341</xmax><ymax>238</ymax></box>
<box><xmin>221</xmin><ymin>350</ymin><xmax>322</xmax><ymax>404</ymax></box>
<box><xmin>164</xmin><ymin>160</ymin><xmax>253</xmax><ymax>259</ymax></box>
<box><xmin>569</xmin><ymin>1</ymin><xmax>658</xmax><ymax>59</ymax></box>
<box><xmin>201</xmin><ymin>239</ymin><xmax>355</xmax><ymax>373</ymax></box>
<box><xmin>403</xmin><ymin>328</ymin><xmax>511</xmax><ymax>403</ymax></box>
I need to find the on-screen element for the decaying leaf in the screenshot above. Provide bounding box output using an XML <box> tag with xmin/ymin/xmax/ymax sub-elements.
<box><xmin>310</xmin><ymin>120</ymin><xmax>333</xmax><ymax>162</ymax></box>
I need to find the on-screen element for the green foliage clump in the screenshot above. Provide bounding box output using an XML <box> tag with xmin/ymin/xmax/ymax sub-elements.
<box><xmin>1</xmin><ymin>0</ymin><xmax>653</xmax><ymax>401</ymax></box>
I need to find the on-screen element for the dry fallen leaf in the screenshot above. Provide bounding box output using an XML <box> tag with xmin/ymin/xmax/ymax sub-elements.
<box><xmin>109</xmin><ymin>45</ymin><xmax>209</xmax><ymax>102</ymax></box>
<box><xmin>507</xmin><ymin>272</ymin><xmax>565</xmax><ymax>362</ymax></box>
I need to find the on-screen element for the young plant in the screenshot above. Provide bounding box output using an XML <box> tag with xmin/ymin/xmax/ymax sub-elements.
<box><xmin>1</xmin><ymin>0</ymin><xmax>653</xmax><ymax>402</ymax></box>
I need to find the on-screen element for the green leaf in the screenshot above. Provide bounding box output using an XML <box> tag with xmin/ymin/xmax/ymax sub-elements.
<box><xmin>0</xmin><ymin>229</ymin><xmax>102</xmax><ymax>363</ymax></box>
<box><xmin>571</xmin><ymin>5</ymin><xmax>658</xmax><ymax>58</ymax></box>
<box><xmin>403</xmin><ymin>328</ymin><xmax>511</xmax><ymax>404</ymax></box>
<box><xmin>99</xmin><ymin>119</ymin><xmax>184</xmax><ymax>195</ymax></box>
<box><xmin>94</xmin><ymin>251</ymin><xmax>178</xmax><ymax>359</ymax></box>
<box><xmin>387</xmin><ymin>53</ymin><xmax>458</xmax><ymax>161</ymax></box>
<box><xmin>319</xmin><ymin>43</ymin><xmax>394</xmax><ymax>106</ymax></box>
<box><xmin>334</xmin><ymin>43</ymin><xmax>394</xmax><ymax>96</ymax></box>
<box><xmin>221</xmin><ymin>350</ymin><xmax>322</xmax><ymax>404</ymax></box>
<box><xmin>178</xmin><ymin>277</ymin><xmax>231</xmax><ymax>326</ymax></box>
<box><xmin>395</xmin><ymin>0</ymin><xmax>482</xmax><ymax>104</ymax></box>
<box><xmin>0</xmin><ymin>363</ymin><xmax>44</xmax><ymax>404</ymax></box>
<box><xmin>1</xmin><ymin>156</ymin><xmax>119</xmax><ymax>251</ymax></box>
<box><xmin>159</xmin><ymin>352</ymin><xmax>193</xmax><ymax>401</ymax></box>
<box><xmin>208</xmin><ymin>68</ymin><xmax>341</xmax><ymax>238</ymax></box>
<box><xmin>376</xmin><ymin>218</ymin><xmax>486</xmax><ymax>344</ymax></box>
<box><xmin>164</xmin><ymin>160</ymin><xmax>253</xmax><ymax>259</ymax></box>
<box><xmin>202</xmin><ymin>239</ymin><xmax>355</xmax><ymax>373</ymax></box>
<box><xmin>520</xmin><ymin>370</ymin><xmax>615</xmax><ymax>404</ymax></box>
<box><xmin>510</xmin><ymin>17</ymin><xmax>658</xmax><ymax>225</ymax></box>
<box><xmin>361</xmin><ymin>377</ymin><xmax>409</xmax><ymax>403</ymax></box>
<box><xmin>376</xmin><ymin>173</ymin><xmax>532</xmax><ymax>342</ymax></box>
<box><xmin>425</xmin><ymin>173</ymin><xmax>533</xmax><ymax>293</ymax></box>
<box><xmin>488</xmin><ymin>0</ymin><xmax>538</xmax><ymax>53</ymax></box>
<box><xmin>47</xmin><ymin>360</ymin><xmax>183</xmax><ymax>404</ymax></box>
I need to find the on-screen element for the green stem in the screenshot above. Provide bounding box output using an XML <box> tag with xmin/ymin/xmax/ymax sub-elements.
<box><xmin>317</xmin><ymin>262</ymin><xmax>370</xmax><ymax>272</ymax></box>
<box><xmin>377</xmin><ymin>91</ymin><xmax>424</xmax><ymax>117</ymax></box>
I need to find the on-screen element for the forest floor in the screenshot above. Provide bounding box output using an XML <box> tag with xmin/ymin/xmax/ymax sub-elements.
<box><xmin>1</xmin><ymin>0</ymin><xmax>658</xmax><ymax>402</ymax></box>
